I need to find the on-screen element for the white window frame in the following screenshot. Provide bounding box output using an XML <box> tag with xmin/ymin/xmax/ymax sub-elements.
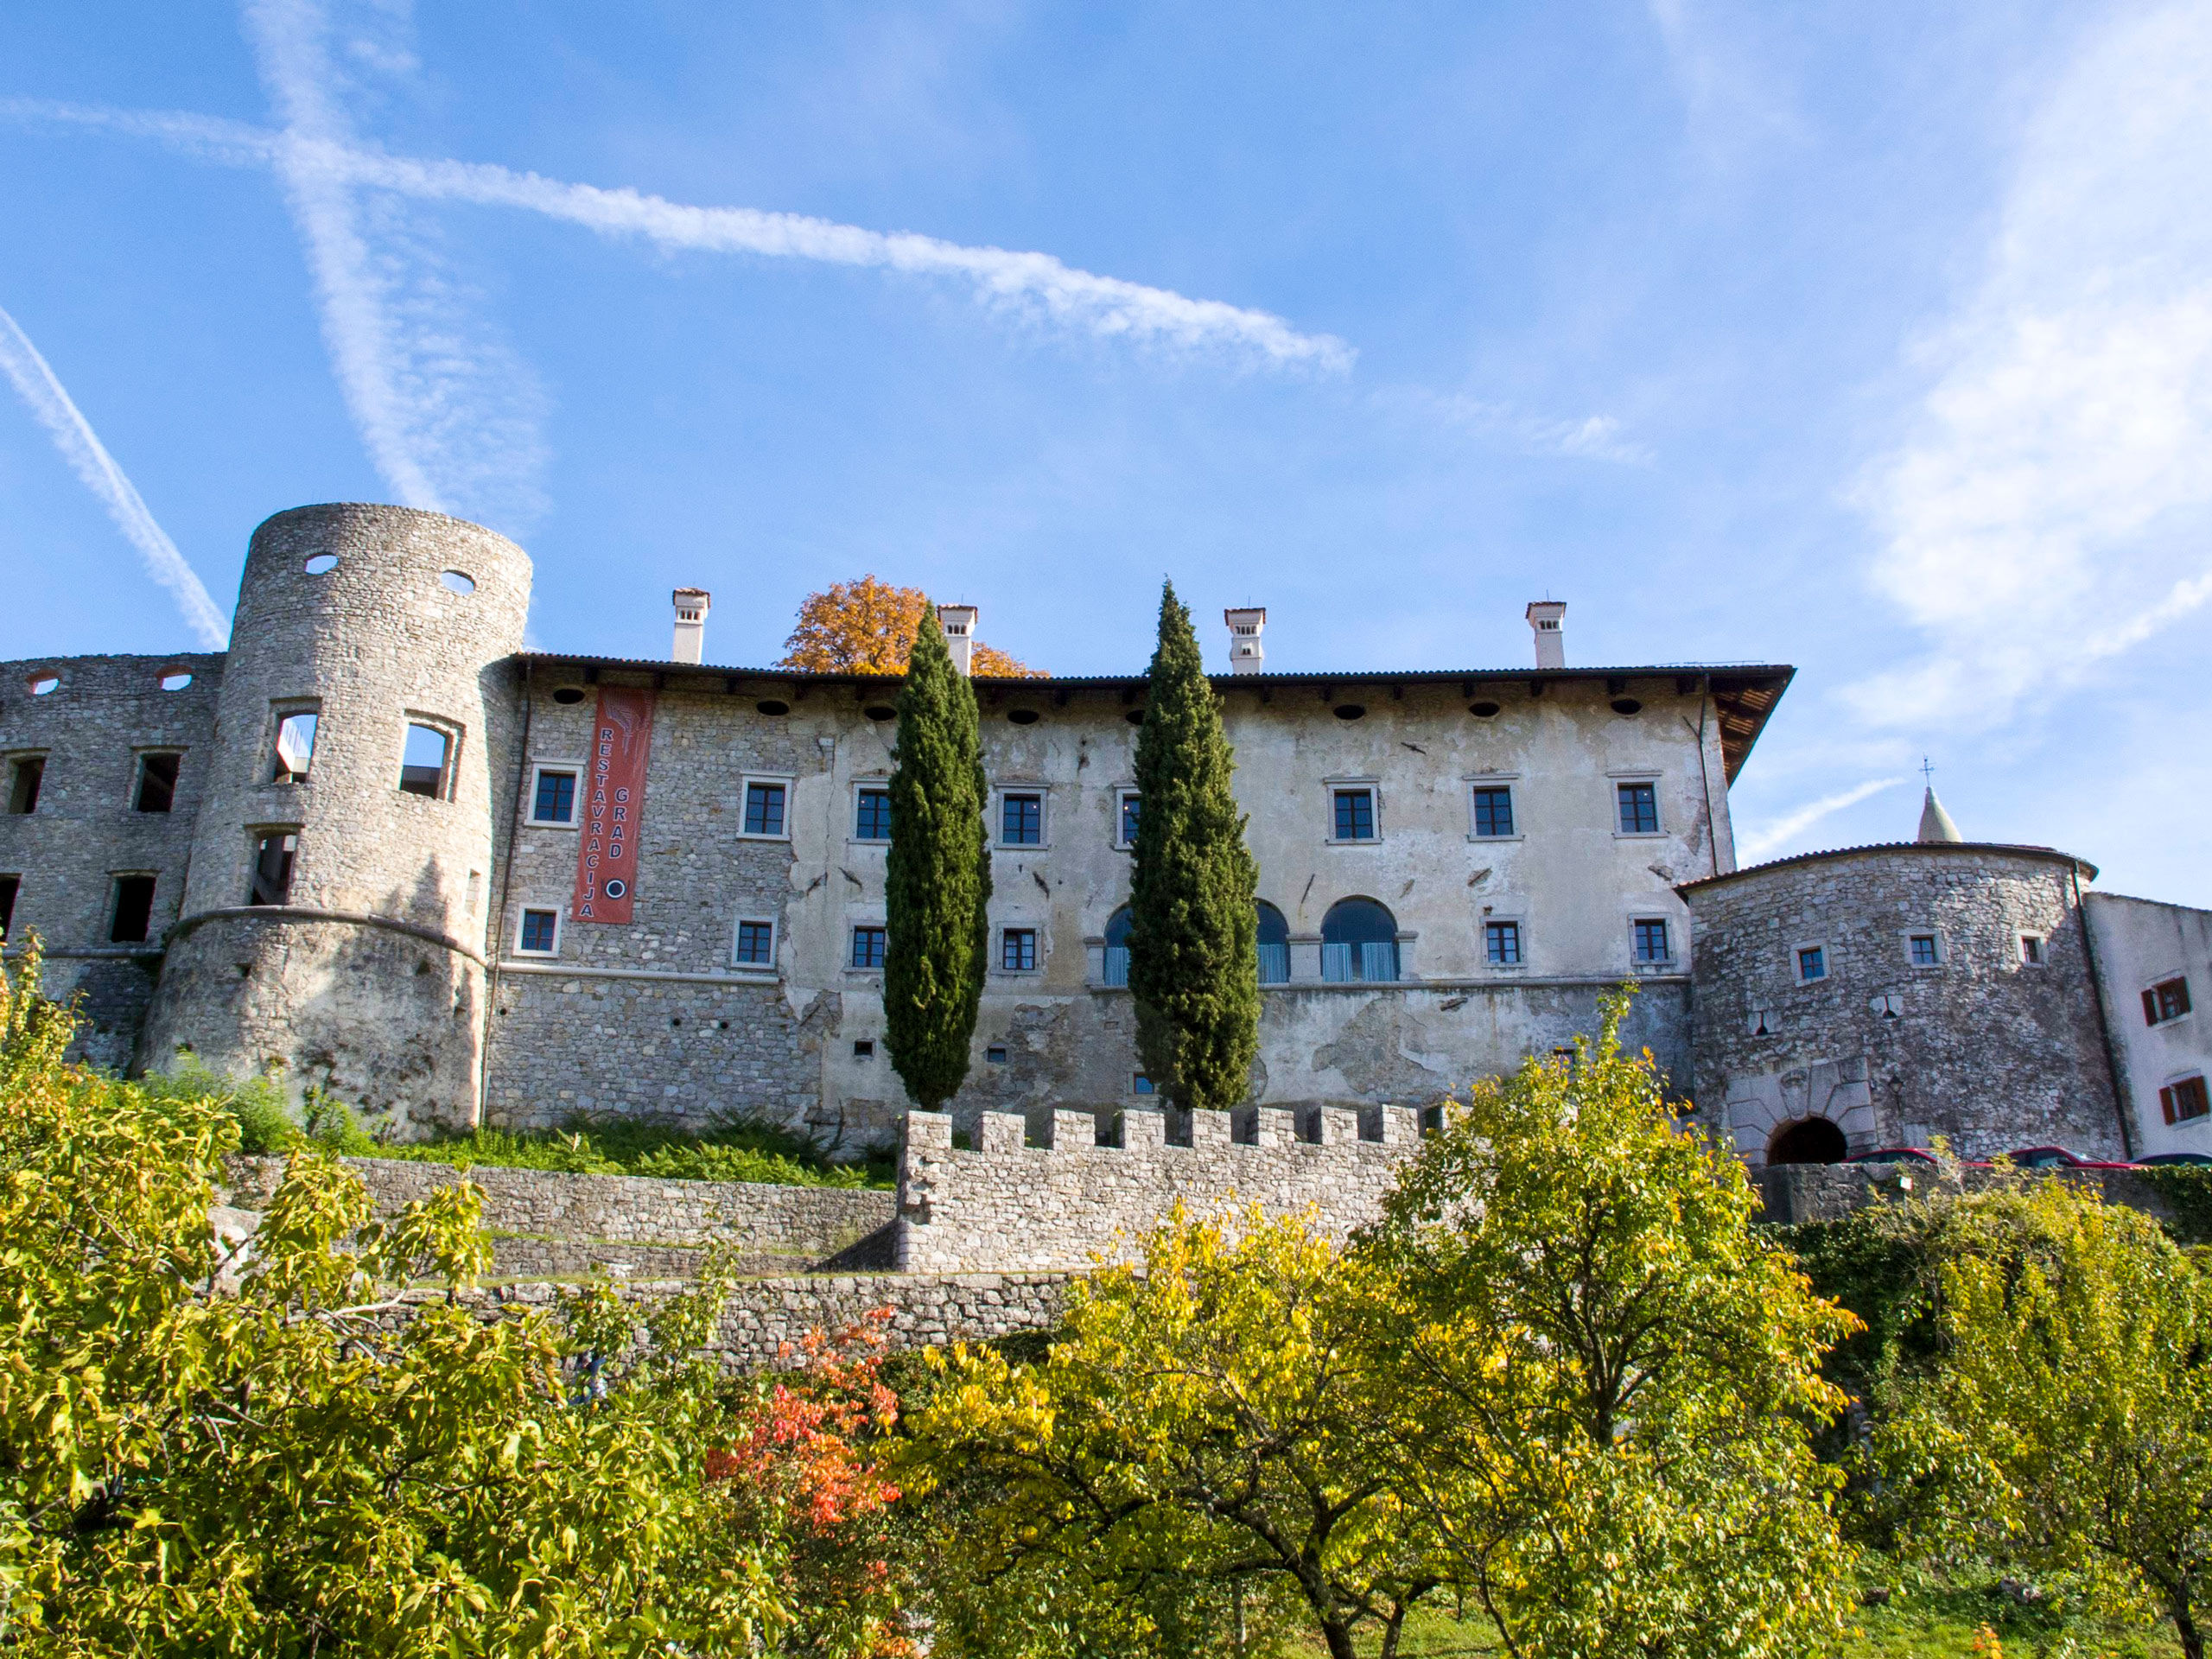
<box><xmin>738</xmin><ymin>773</ymin><xmax>796</xmax><ymax>842</ymax></box>
<box><xmin>1325</xmin><ymin>776</ymin><xmax>1382</xmax><ymax>845</ymax></box>
<box><xmin>850</xmin><ymin>778</ymin><xmax>893</xmax><ymax>844</ymax></box>
<box><xmin>1901</xmin><ymin>928</ymin><xmax>1948</xmax><ymax>969</ymax></box>
<box><xmin>1115</xmin><ymin>787</ymin><xmax>1141</xmax><ymax>850</ymax></box>
<box><xmin>1629</xmin><ymin>915</ymin><xmax>1676</xmax><ymax>969</ymax></box>
<box><xmin>994</xmin><ymin>785</ymin><xmax>1050</xmax><ymax>850</ymax></box>
<box><xmin>1792</xmin><ymin>939</ymin><xmax>1832</xmax><ymax>984</ymax></box>
<box><xmin>1608</xmin><ymin>771</ymin><xmax>1665</xmax><ymax>839</ymax></box>
<box><xmin>526</xmin><ymin>760</ymin><xmax>583</xmax><ymax>828</ymax></box>
<box><xmin>731</xmin><ymin>914</ymin><xmax>779</xmax><ymax>972</ymax></box>
<box><xmin>513</xmin><ymin>904</ymin><xmax>563</xmax><ymax>957</ymax></box>
<box><xmin>1465</xmin><ymin>774</ymin><xmax>1522</xmax><ymax>842</ymax></box>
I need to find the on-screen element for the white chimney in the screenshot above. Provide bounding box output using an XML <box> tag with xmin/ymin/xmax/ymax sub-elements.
<box><xmin>936</xmin><ymin>603</ymin><xmax>978</xmax><ymax>676</ymax></box>
<box><xmin>1526</xmin><ymin>600</ymin><xmax>1566</xmax><ymax>670</ymax></box>
<box><xmin>671</xmin><ymin>588</ymin><xmax>711</xmax><ymax>664</ymax></box>
<box><xmin>1224</xmin><ymin>607</ymin><xmax>1267</xmax><ymax>675</ymax></box>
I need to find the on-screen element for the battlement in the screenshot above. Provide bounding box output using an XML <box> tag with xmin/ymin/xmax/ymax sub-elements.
<box><xmin>895</xmin><ymin>1104</ymin><xmax>1423</xmax><ymax>1273</ymax></box>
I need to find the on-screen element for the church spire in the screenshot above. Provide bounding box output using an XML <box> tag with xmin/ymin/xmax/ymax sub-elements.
<box><xmin>1916</xmin><ymin>758</ymin><xmax>1962</xmax><ymax>842</ymax></box>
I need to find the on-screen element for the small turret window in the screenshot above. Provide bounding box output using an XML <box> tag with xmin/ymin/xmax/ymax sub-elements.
<box><xmin>249</xmin><ymin>834</ymin><xmax>296</xmax><ymax>906</ymax></box>
<box><xmin>28</xmin><ymin>675</ymin><xmax>58</xmax><ymax>696</ymax></box>
<box><xmin>302</xmin><ymin>554</ymin><xmax>339</xmax><ymax>575</ymax></box>
<box><xmin>272</xmin><ymin>712</ymin><xmax>317</xmax><ymax>784</ymax></box>
<box><xmin>439</xmin><ymin>569</ymin><xmax>476</xmax><ymax>594</ymax></box>
<box><xmin>400</xmin><ymin>723</ymin><xmax>454</xmax><ymax>799</ymax></box>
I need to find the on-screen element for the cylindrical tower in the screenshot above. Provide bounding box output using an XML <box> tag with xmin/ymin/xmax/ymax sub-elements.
<box><xmin>143</xmin><ymin>504</ymin><xmax>531</xmax><ymax>1134</ymax></box>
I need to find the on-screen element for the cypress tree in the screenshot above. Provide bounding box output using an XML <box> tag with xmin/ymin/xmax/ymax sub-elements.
<box><xmin>1128</xmin><ymin>580</ymin><xmax>1260</xmax><ymax>1113</ymax></box>
<box><xmin>884</xmin><ymin>608</ymin><xmax>993</xmax><ymax>1111</ymax></box>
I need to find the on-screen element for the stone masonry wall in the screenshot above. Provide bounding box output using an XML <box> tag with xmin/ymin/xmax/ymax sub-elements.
<box><xmin>1683</xmin><ymin>844</ymin><xmax>2126</xmax><ymax>1163</ymax></box>
<box><xmin>896</xmin><ymin>1103</ymin><xmax>1423</xmax><ymax>1273</ymax></box>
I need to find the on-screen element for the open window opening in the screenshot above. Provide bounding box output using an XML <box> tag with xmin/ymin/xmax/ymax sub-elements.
<box><xmin>0</xmin><ymin>875</ymin><xmax>18</xmax><ymax>940</ymax></box>
<box><xmin>135</xmin><ymin>753</ymin><xmax>180</xmax><ymax>813</ymax></box>
<box><xmin>6</xmin><ymin>756</ymin><xmax>44</xmax><ymax>816</ymax></box>
<box><xmin>1257</xmin><ymin>900</ymin><xmax>1291</xmax><ymax>984</ymax></box>
<box><xmin>249</xmin><ymin>833</ymin><xmax>297</xmax><ymax>906</ymax></box>
<box><xmin>1321</xmin><ymin>897</ymin><xmax>1399</xmax><ymax>982</ymax></box>
<box><xmin>109</xmin><ymin>875</ymin><xmax>156</xmax><ymax>944</ymax></box>
<box><xmin>271</xmin><ymin>712</ymin><xmax>317</xmax><ymax>784</ymax></box>
<box><xmin>399</xmin><ymin>722</ymin><xmax>454</xmax><ymax>798</ymax></box>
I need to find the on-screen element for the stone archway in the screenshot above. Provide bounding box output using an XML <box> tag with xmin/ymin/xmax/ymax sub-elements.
<box><xmin>1768</xmin><ymin>1116</ymin><xmax>1848</xmax><ymax>1166</ymax></box>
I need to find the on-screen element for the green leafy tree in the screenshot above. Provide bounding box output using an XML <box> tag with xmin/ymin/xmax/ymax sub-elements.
<box><xmin>0</xmin><ymin>941</ymin><xmax>912</xmax><ymax>1657</ymax></box>
<box><xmin>1128</xmin><ymin>581</ymin><xmax>1259</xmax><ymax>1113</ymax></box>
<box><xmin>1363</xmin><ymin>988</ymin><xmax>1860</xmax><ymax>1659</ymax></box>
<box><xmin>1867</xmin><ymin>1178</ymin><xmax>2212</xmax><ymax>1659</ymax></box>
<box><xmin>884</xmin><ymin>607</ymin><xmax>993</xmax><ymax>1113</ymax></box>
<box><xmin>897</xmin><ymin>1207</ymin><xmax>1440</xmax><ymax>1659</ymax></box>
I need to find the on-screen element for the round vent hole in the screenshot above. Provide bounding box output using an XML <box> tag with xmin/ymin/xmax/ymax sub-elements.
<box><xmin>863</xmin><ymin>705</ymin><xmax>896</xmax><ymax>722</ymax></box>
<box><xmin>302</xmin><ymin>553</ymin><xmax>339</xmax><ymax>575</ymax></box>
<box><xmin>1333</xmin><ymin>704</ymin><xmax>1366</xmax><ymax>721</ymax></box>
<box><xmin>28</xmin><ymin>675</ymin><xmax>59</xmax><ymax>696</ymax></box>
<box><xmin>439</xmin><ymin>569</ymin><xmax>476</xmax><ymax>595</ymax></box>
<box><xmin>1007</xmin><ymin>709</ymin><xmax>1039</xmax><ymax>726</ymax></box>
<box><xmin>159</xmin><ymin>671</ymin><xmax>194</xmax><ymax>692</ymax></box>
<box><xmin>552</xmin><ymin>687</ymin><xmax>587</xmax><ymax>706</ymax></box>
<box><xmin>1469</xmin><ymin>701</ymin><xmax>1501</xmax><ymax>718</ymax></box>
<box><xmin>756</xmin><ymin>699</ymin><xmax>791</xmax><ymax>717</ymax></box>
<box><xmin>1610</xmin><ymin>697</ymin><xmax>1643</xmax><ymax>715</ymax></box>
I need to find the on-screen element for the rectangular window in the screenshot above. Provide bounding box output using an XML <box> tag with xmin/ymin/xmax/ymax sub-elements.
<box><xmin>743</xmin><ymin>781</ymin><xmax>787</xmax><ymax>837</ymax></box>
<box><xmin>852</xmin><ymin>1039</ymin><xmax>874</xmax><ymax>1058</ymax></box>
<box><xmin>1796</xmin><ymin>944</ymin><xmax>1827</xmax><ymax>982</ymax></box>
<box><xmin>248</xmin><ymin>833</ymin><xmax>296</xmax><ymax>906</ymax></box>
<box><xmin>399</xmin><ymin>722</ymin><xmax>452</xmax><ymax>798</ymax></box>
<box><xmin>108</xmin><ymin>875</ymin><xmax>156</xmax><ymax>944</ymax></box>
<box><xmin>1001</xmin><ymin>927</ymin><xmax>1038</xmax><ymax>971</ymax></box>
<box><xmin>0</xmin><ymin>874</ymin><xmax>16</xmax><ymax>939</ymax></box>
<box><xmin>2021</xmin><ymin>935</ymin><xmax>2046</xmax><ymax>966</ymax></box>
<box><xmin>1333</xmin><ymin>788</ymin><xmax>1376</xmax><ymax>842</ymax></box>
<box><xmin>855</xmin><ymin>788</ymin><xmax>892</xmax><ymax>841</ymax></box>
<box><xmin>7</xmin><ymin>756</ymin><xmax>45</xmax><ymax>815</ymax></box>
<box><xmin>734</xmin><ymin>919</ymin><xmax>776</xmax><ymax>967</ymax></box>
<box><xmin>271</xmin><ymin>711</ymin><xmax>316</xmax><ymax>784</ymax></box>
<box><xmin>1633</xmin><ymin>918</ymin><xmax>1672</xmax><ymax>963</ymax></box>
<box><xmin>1617</xmin><ymin>782</ymin><xmax>1660</xmax><ymax>834</ymax></box>
<box><xmin>1472</xmin><ymin>785</ymin><xmax>1515</xmax><ymax>838</ymax></box>
<box><xmin>134</xmin><ymin>753</ymin><xmax>180</xmax><ymax>813</ymax></box>
<box><xmin>1119</xmin><ymin>791</ymin><xmax>1141</xmax><ymax>849</ymax></box>
<box><xmin>518</xmin><ymin>907</ymin><xmax>560</xmax><ymax>955</ymax></box>
<box><xmin>1908</xmin><ymin>933</ymin><xmax>1942</xmax><ymax>967</ymax></box>
<box><xmin>2162</xmin><ymin>1077</ymin><xmax>2210</xmax><ymax>1125</ymax></box>
<box><xmin>530</xmin><ymin>767</ymin><xmax>577</xmax><ymax>825</ymax></box>
<box><xmin>1485</xmin><ymin>919</ymin><xmax>1522</xmax><ymax>964</ymax></box>
<box><xmin>2145</xmin><ymin>977</ymin><xmax>2193</xmax><ymax>1025</ymax></box>
<box><xmin>986</xmin><ymin>1044</ymin><xmax>1009</xmax><ymax>1065</ymax></box>
<box><xmin>1132</xmin><ymin>1072</ymin><xmax>1155</xmax><ymax>1096</ymax></box>
<box><xmin>1001</xmin><ymin>792</ymin><xmax>1043</xmax><ymax>846</ymax></box>
<box><xmin>851</xmin><ymin>925</ymin><xmax>887</xmax><ymax>969</ymax></box>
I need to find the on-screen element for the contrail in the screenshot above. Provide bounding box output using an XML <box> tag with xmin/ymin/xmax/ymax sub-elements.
<box><xmin>0</xmin><ymin>302</ymin><xmax>228</xmax><ymax>648</ymax></box>
<box><xmin>0</xmin><ymin>93</ymin><xmax>1355</xmax><ymax>371</ymax></box>
<box><xmin>1737</xmin><ymin>777</ymin><xmax>1904</xmax><ymax>862</ymax></box>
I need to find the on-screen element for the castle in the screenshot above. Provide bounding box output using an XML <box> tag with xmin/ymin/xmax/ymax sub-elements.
<box><xmin>4</xmin><ymin>502</ymin><xmax>2209</xmax><ymax>1173</ymax></box>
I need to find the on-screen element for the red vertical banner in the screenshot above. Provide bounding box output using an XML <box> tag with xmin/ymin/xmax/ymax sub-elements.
<box><xmin>572</xmin><ymin>686</ymin><xmax>655</xmax><ymax>925</ymax></box>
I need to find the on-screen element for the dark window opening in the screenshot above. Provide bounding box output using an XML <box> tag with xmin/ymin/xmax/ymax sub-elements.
<box><xmin>249</xmin><ymin>834</ymin><xmax>296</xmax><ymax>906</ymax></box>
<box><xmin>1001</xmin><ymin>793</ymin><xmax>1042</xmax><ymax>846</ymax></box>
<box><xmin>1104</xmin><ymin>906</ymin><xmax>1133</xmax><ymax>987</ymax></box>
<box><xmin>735</xmin><ymin>920</ymin><xmax>775</xmax><ymax>966</ymax></box>
<box><xmin>109</xmin><ymin>875</ymin><xmax>156</xmax><ymax>944</ymax></box>
<box><xmin>853</xmin><ymin>1039</ymin><xmax>874</xmax><ymax>1058</ymax></box>
<box><xmin>519</xmin><ymin>909</ymin><xmax>558</xmax><ymax>953</ymax></box>
<box><xmin>2145</xmin><ymin>978</ymin><xmax>2192</xmax><ymax>1025</ymax></box>
<box><xmin>743</xmin><ymin>781</ymin><xmax>786</xmax><ymax>837</ymax></box>
<box><xmin>1633</xmin><ymin>918</ymin><xmax>1671</xmax><ymax>963</ymax></box>
<box><xmin>271</xmin><ymin>712</ymin><xmax>316</xmax><ymax>784</ymax></box>
<box><xmin>851</xmin><ymin>925</ymin><xmax>886</xmax><ymax>969</ymax></box>
<box><xmin>2022</xmin><ymin>936</ymin><xmax>2046</xmax><ymax>965</ymax></box>
<box><xmin>531</xmin><ymin>769</ymin><xmax>576</xmax><ymax>824</ymax></box>
<box><xmin>1909</xmin><ymin>933</ymin><xmax>1941</xmax><ymax>966</ymax></box>
<box><xmin>0</xmin><ymin>874</ymin><xmax>19</xmax><ymax>939</ymax></box>
<box><xmin>2162</xmin><ymin>1077</ymin><xmax>2210</xmax><ymax>1125</ymax></box>
<box><xmin>1769</xmin><ymin>1116</ymin><xmax>1847</xmax><ymax>1166</ymax></box>
<box><xmin>1617</xmin><ymin>782</ymin><xmax>1660</xmax><ymax>834</ymax></box>
<box><xmin>1257</xmin><ymin>900</ymin><xmax>1291</xmax><ymax>984</ymax></box>
<box><xmin>399</xmin><ymin>723</ymin><xmax>452</xmax><ymax>798</ymax></box>
<box><xmin>986</xmin><ymin>1045</ymin><xmax>1009</xmax><ymax>1065</ymax></box>
<box><xmin>1120</xmin><ymin>793</ymin><xmax>1141</xmax><ymax>846</ymax></box>
<box><xmin>1332</xmin><ymin>788</ymin><xmax>1376</xmax><ymax>841</ymax></box>
<box><xmin>1485</xmin><ymin>919</ymin><xmax>1522</xmax><ymax>964</ymax></box>
<box><xmin>1472</xmin><ymin>785</ymin><xmax>1514</xmax><ymax>837</ymax></box>
<box><xmin>855</xmin><ymin>787</ymin><xmax>892</xmax><ymax>840</ymax></box>
<box><xmin>8</xmin><ymin>756</ymin><xmax>45</xmax><ymax>815</ymax></box>
<box><xmin>135</xmin><ymin>753</ymin><xmax>180</xmax><ymax>813</ymax></box>
<box><xmin>552</xmin><ymin>686</ymin><xmax>587</xmax><ymax>705</ymax></box>
<box><xmin>1001</xmin><ymin>928</ymin><xmax>1038</xmax><ymax>971</ymax></box>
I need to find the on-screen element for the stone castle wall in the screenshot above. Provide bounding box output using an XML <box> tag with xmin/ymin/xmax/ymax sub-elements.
<box><xmin>894</xmin><ymin>1103</ymin><xmax>1424</xmax><ymax>1274</ymax></box>
<box><xmin>1683</xmin><ymin>844</ymin><xmax>2128</xmax><ymax>1163</ymax></box>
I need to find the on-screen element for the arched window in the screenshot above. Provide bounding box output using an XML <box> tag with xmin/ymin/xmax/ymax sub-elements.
<box><xmin>1768</xmin><ymin>1116</ymin><xmax>1847</xmax><ymax>1166</ymax></box>
<box><xmin>1321</xmin><ymin>898</ymin><xmax>1399</xmax><ymax>983</ymax></box>
<box><xmin>1103</xmin><ymin>906</ymin><xmax>1133</xmax><ymax>987</ymax></box>
<box><xmin>1256</xmin><ymin>901</ymin><xmax>1290</xmax><ymax>985</ymax></box>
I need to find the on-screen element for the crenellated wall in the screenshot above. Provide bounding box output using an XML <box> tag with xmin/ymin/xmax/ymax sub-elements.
<box><xmin>894</xmin><ymin>1103</ymin><xmax>1424</xmax><ymax>1273</ymax></box>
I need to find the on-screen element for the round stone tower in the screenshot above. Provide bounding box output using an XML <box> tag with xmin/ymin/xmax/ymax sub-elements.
<box><xmin>143</xmin><ymin>504</ymin><xmax>531</xmax><ymax>1133</ymax></box>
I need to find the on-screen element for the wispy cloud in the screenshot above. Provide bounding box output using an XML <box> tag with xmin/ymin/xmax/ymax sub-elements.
<box><xmin>1737</xmin><ymin>775</ymin><xmax>1904</xmax><ymax>862</ymax></box>
<box><xmin>0</xmin><ymin>301</ymin><xmax>228</xmax><ymax>647</ymax></box>
<box><xmin>1646</xmin><ymin>0</ymin><xmax>1806</xmax><ymax>158</ymax></box>
<box><xmin>1391</xmin><ymin>390</ymin><xmax>1653</xmax><ymax>465</ymax></box>
<box><xmin>1849</xmin><ymin>2</ymin><xmax>2212</xmax><ymax>730</ymax></box>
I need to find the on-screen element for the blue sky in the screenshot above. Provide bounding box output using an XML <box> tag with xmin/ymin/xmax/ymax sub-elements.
<box><xmin>3</xmin><ymin>2</ymin><xmax>2210</xmax><ymax>903</ymax></box>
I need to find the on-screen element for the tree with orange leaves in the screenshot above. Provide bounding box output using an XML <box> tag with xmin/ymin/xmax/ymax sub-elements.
<box><xmin>779</xmin><ymin>575</ymin><xmax>1043</xmax><ymax>677</ymax></box>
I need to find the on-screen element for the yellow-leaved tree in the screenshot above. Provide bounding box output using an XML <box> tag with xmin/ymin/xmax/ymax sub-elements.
<box><xmin>778</xmin><ymin>575</ymin><xmax>1042</xmax><ymax>677</ymax></box>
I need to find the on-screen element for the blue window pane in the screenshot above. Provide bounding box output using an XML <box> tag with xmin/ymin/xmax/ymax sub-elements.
<box><xmin>1485</xmin><ymin>921</ymin><xmax>1520</xmax><ymax>964</ymax></box>
<box><xmin>1001</xmin><ymin>928</ymin><xmax>1038</xmax><ymax>971</ymax></box>
<box><xmin>1333</xmin><ymin>790</ymin><xmax>1375</xmax><ymax>841</ymax></box>
<box><xmin>851</xmin><ymin>925</ymin><xmax>886</xmax><ymax>969</ymax></box>
<box><xmin>1617</xmin><ymin>783</ymin><xmax>1659</xmax><ymax>835</ymax></box>
<box><xmin>1634</xmin><ymin>919</ymin><xmax>1670</xmax><ymax>963</ymax></box>
<box><xmin>1798</xmin><ymin>945</ymin><xmax>1826</xmax><ymax>982</ymax></box>
<box><xmin>855</xmin><ymin>789</ymin><xmax>891</xmax><ymax>840</ymax></box>
<box><xmin>1002</xmin><ymin>794</ymin><xmax>1042</xmax><ymax>845</ymax></box>
<box><xmin>1121</xmin><ymin>794</ymin><xmax>1141</xmax><ymax>845</ymax></box>
<box><xmin>736</xmin><ymin>920</ymin><xmax>775</xmax><ymax>965</ymax></box>
<box><xmin>1132</xmin><ymin>1073</ymin><xmax>1155</xmax><ymax>1096</ymax></box>
<box><xmin>1359</xmin><ymin>941</ymin><xmax>1399</xmax><ymax>982</ymax></box>
<box><xmin>1103</xmin><ymin>944</ymin><xmax>1129</xmax><ymax>987</ymax></box>
<box><xmin>1472</xmin><ymin>787</ymin><xmax>1514</xmax><ymax>837</ymax></box>
<box><xmin>1257</xmin><ymin>943</ymin><xmax>1290</xmax><ymax>984</ymax></box>
<box><xmin>532</xmin><ymin>770</ymin><xmax>575</xmax><ymax>824</ymax></box>
<box><xmin>520</xmin><ymin>909</ymin><xmax>557</xmax><ymax>952</ymax></box>
<box><xmin>1910</xmin><ymin>935</ymin><xmax>1940</xmax><ymax>966</ymax></box>
<box><xmin>745</xmin><ymin>783</ymin><xmax>786</xmax><ymax>837</ymax></box>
